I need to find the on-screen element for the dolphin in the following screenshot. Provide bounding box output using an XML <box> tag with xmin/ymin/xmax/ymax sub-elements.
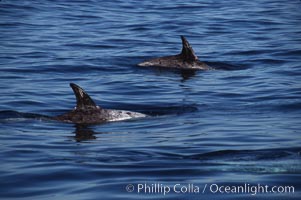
<box><xmin>53</xmin><ymin>83</ymin><xmax>146</xmax><ymax>124</ymax></box>
<box><xmin>138</xmin><ymin>36</ymin><xmax>211</xmax><ymax>70</ymax></box>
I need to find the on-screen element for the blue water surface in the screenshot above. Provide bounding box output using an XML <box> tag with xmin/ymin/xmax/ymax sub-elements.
<box><xmin>0</xmin><ymin>0</ymin><xmax>300</xmax><ymax>199</ymax></box>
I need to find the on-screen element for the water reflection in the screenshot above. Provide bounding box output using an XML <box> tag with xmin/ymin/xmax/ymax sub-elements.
<box><xmin>73</xmin><ymin>124</ymin><xmax>97</xmax><ymax>142</ymax></box>
<box><xmin>149</xmin><ymin>67</ymin><xmax>198</xmax><ymax>81</ymax></box>
<box><xmin>179</xmin><ymin>69</ymin><xmax>197</xmax><ymax>81</ymax></box>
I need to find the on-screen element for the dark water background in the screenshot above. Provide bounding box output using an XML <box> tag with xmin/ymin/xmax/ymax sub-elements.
<box><xmin>0</xmin><ymin>0</ymin><xmax>300</xmax><ymax>199</ymax></box>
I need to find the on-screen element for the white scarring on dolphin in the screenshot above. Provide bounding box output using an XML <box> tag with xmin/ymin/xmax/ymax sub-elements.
<box><xmin>53</xmin><ymin>83</ymin><xmax>146</xmax><ymax>124</ymax></box>
<box><xmin>138</xmin><ymin>36</ymin><xmax>211</xmax><ymax>70</ymax></box>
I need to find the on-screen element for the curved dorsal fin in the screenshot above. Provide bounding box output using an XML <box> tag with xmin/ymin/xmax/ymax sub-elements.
<box><xmin>70</xmin><ymin>83</ymin><xmax>98</xmax><ymax>110</ymax></box>
<box><xmin>180</xmin><ymin>35</ymin><xmax>198</xmax><ymax>61</ymax></box>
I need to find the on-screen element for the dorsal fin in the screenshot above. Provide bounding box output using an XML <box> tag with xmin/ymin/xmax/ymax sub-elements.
<box><xmin>180</xmin><ymin>35</ymin><xmax>198</xmax><ymax>61</ymax></box>
<box><xmin>69</xmin><ymin>83</ymin><xmax>98</xmax><ymax>110</ymax></box>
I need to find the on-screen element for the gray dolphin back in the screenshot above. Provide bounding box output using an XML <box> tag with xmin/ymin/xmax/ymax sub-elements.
<box><xmin>137</xmin><ymin>36</ymin><xmax>210</xmax><ymax>70</ymax></box>
<box><xmin>53</xmin><ymin>83</ymin><xmax>147</xmax><ymax>124</ymax></box>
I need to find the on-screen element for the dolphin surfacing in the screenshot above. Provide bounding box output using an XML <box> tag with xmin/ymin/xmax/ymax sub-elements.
<box><xmin>138</xmin><ymin>36</ymin><xmax>211</xmax><ymax>70</ymax></box>
<box><xmin>53</xmin><ymin>83</ymin><xmax>146</xmax><ymax>124</ymax></box>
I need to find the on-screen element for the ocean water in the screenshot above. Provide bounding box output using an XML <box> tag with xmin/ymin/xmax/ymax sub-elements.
<box><xmin>0</xmin><ymin>0</ymin><xmax>300</xmax><ymax>199</ymax></box>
